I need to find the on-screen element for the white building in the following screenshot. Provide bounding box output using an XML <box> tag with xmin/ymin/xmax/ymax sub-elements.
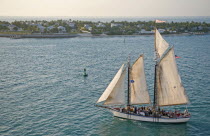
<box><xmin>140</xmin><ymin>29</ymin><xmax>154</xmax><ymax>34</ymax></box>
<box><xmin>84</xmin><ymin>24</ymin><xmax>92</xmax><ymax>31</ymax></box>
<box><xmin>84</xmin><ymin>24</ymin><xmax>90</xmax><ymax>29</ymax></box>
<box><xmin>37</xmin><ymin>25</ymin><xmax>46</xmax><ymax>32</ymax></box>
<box><xmin>8</xmin><ymin>25</ymin><xmax>17</xmax><ymax>31</ymax></box>
<box><xmin>30</xmin><ymin>23</ymin><xmax>37</xmax><ymax>26</ymax></box>
<box><xmin>111</xmin><ymin>23</ymin><xmax>122</xmax><ymax>28</ymax></box>
<box><xmin>169</xmin><ymin>30</ymin><xmax>177</xmax><ymax>33</ymax></box>
<box><xmin>68</xmin><ymin>22</ymin><xmax>76</xmax><ymax>28</ymax></box>
<box><xmin>96</xmin><ymin>23</ymin><xmax>105</xmax><ymax>28</ymax></box>
<box><xmin>191</xmin><ymin>27</ymin><xmax>197</xmax><ymax>31</ymax></box>
<box><xmin>8</xmin><ymin>25</ymin><xmax>23</xmax><ymax>31</ymax></box>
<box><xmin>158</xmin><ymin>29</ymin><xmax>166</xmax><ymax>33</ymax></box>
<box><xmin>17</xmin><ymin>28</ymin><xmax>23</xmax><ymax>31</ymax></box>
<box><xmin>71</xmin><ymin>29</ymin><xmax>77</xmax><ymax>32</ymax></box>
<box><xmin>88</xmin><ymin>27</ymin><xmax>92</xmax><ymax>31</ymax></box>
<box><xmin>47</xmin><ymin>26</ymin><xmax>55</xmax><ymax>31</ymax></box>
<box><xmin>57</xmin><ymin>26</ymin><xmax>66</xmax><ymax>33</ymax></box>
<box><xmin>198</xmin><ymin>26</ymin><xmax>203</xmax><ymax>31</ymax></box>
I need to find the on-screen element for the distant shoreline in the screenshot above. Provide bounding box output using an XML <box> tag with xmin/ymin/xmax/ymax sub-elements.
<box><xmin>1</xmin><ymin>18</ymin><xmax>210</xmax><ymax>37</ymax></box>
<box><xmin>0</xmin><ymin>32</ymin><xmax>209</xmax><ymax>39</ymax></box>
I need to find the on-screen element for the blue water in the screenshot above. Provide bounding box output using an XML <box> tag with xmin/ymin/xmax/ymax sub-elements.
<box><xmin>1</xmin><ymin>16</ymin><xmax>210</xmax><ymax>23</ymax></box>
<box><xmin>0</xmin><ymin>34</ymin><xmax>210</xmax><ymax>136</ymax></box>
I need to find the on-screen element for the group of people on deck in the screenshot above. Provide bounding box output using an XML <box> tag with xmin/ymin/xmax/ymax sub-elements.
<box><xmin>116</xmin><ymin>106</ymin><xmax>190</xmax><ymax>118</ymax></box>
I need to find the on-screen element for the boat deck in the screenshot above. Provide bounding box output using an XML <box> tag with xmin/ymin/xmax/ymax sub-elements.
<box><xmin>110</xmin><ymin>108</ymin><xmax>190</xmax><ymax>119</ymax></box>
<box><xmin>110</xmin><ymin>109</ymin><xmax>190</xmax><ymax>123</ymax></box>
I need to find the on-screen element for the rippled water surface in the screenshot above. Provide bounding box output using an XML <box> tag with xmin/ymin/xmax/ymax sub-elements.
<box><xmin>1</xmin><ymin>16</ymin><xmax>210</xmax><ymax>23</ymax></box>
<box><xmin>0</xmin><ymin>34</ymin><xmax>210</xmax><ymax>135</ymax></box>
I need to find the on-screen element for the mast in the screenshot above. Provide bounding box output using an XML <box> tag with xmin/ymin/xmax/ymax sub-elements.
<box><xmin>153</xmin><ymin>28</ymin><xmax>157</xmax><ymax>110</ymax></box>
<box><xmin>127</xmin><ymin>56</ymin><xmax>131</xmax><ymax>106</ymax></box>
<box><xmin>153</xmin><ymin>65</ymin><xmax>158</xmax><ymax>110</ymax></box>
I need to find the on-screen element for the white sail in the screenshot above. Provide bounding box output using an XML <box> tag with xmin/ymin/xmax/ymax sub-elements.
<box><xmin>156</xmin><ymin>47</ymin><xmax>188</xmax><ymax>106</ymax></box>
<box><xmin>97</xmin><ymin>64</ymin><xmax>126</xmax><ymax>105</ymax></box>
<box><xmin>130</xmin><ymin>55</ymin><xmax>150</xmax><ymax>104</ymax></box>
<box><xmin>155</xmin><ymin>29</ymin><xmax>169</xmax><ymax>58</ymax></box>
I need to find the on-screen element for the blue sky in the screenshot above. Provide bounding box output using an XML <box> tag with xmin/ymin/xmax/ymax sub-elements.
<box><xmin>0</xmin><ymin>0</ymin><xmax>210</xmax><ymax>16</ymax></box>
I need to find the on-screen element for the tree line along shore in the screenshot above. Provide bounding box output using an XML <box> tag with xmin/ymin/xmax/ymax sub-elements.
<box><xmin>0</xmin><ymin>19</ymin><xmax>210</xmax><ymax>38</ymax></box>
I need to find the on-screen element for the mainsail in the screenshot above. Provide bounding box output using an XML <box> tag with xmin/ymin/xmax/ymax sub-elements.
<box><xmin>154</xmin><ymin>29</ymin><xmax>188</xmax><ymax>106</ymax></box>
<box><xmin>130</xmin><ymin>55</ymin><xmax>150</xmax><ymax>104</ymax></box>
<box><xmin>156</xmin><ymin>46</ymin><xmax>189</xmax><ymax>106</ymax></box>
<box><xmin>97</xmin><ymin>64</ymin><xmax>126</xmax><ymax>105</ymax></box>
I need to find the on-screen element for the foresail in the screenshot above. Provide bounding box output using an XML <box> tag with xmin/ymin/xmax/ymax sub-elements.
<box><xmin>156</xmin><ymin>47</ymin><xmax>188</xmax><ymax>106</ymax></box>
<box><xmin>130</xmin><ymin>55</ymin><xmax>150</xmax><ymax>105</ymax></box>
<box><xmin>155</xmin><ymin>29</ymin><xmax>169</xmax><ymax>58</ymax></box>
<box><xmin>97</xmin><ymin>64</ymin><xmax>126</xmax><ymax>105</ymax></box>
<box><xmin>104</xmin><ymin>69</ymin><xmax>126</xmax><ymax>105</ymax></box>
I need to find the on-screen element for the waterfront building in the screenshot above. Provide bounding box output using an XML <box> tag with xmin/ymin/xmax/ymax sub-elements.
<box><xmin>140</xmin><ymin>29</ymin><xmax>154</xmax><ymax>34</ymax></box>
<box><xmin>37</xmin><ymin>25</ymin><xmax>46</xmax><ymax>32</ymax></box>
<box><xmin>111</xmin><ymin>23</ymin><xmax>122</xmax><ymax>28</ymax></box>
<box><xmin>47</xmin><ymin>26</ymin><xmax>55</xmax><ymax>31</ymax></box>
<box><xmin>8</xmin><ymin>25</ymin><xmax>18</xmax><ymax>31</ymax></box>
<box><xmin>84</xmin><ymin>24</ymin><xmax>92</xmax><ymax>31</ymax></box>
<box><xmin>17</xmin><ymin>28</ymin><xmax>23</xmax><ymax>31</ymax></box>
<box><xmin>96</xmin><ymin>23</ymin><xmax>106</xmax><ymax>28</ymax></box>
<box><xmin>57</xmin><ymin>26</ymin><xmax>66</xmax><ymax>33</ymax></box>
<box><xmin>30</xmin><ymin>23</ymin><xmax>37</xmax><ymax>26</ymax></box>
<box><xmin>169</xmin><ymin>30</ymin><xmax>177</xmax><ymax>33</ymax></box>
<box><xmin>191</xmin><ymin>27</ymin><xmax>197</xmax><ymax>31</ymax></box>
<box><xmin>68</xmin><ymin>22</ymin><xmax>76</xmax><ymax>28</ymax></box>
<box><xmin>158</xmin><ymin>29</ymin><xmax>166</xmax><ymax>33</ymax></box>
<box><xmin>198</xmin><ymin>26</ymin><xmax>203</xmax><ymax>31</ymax></box>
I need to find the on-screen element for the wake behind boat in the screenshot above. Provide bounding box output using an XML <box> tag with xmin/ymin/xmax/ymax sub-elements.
<box><xmin>95</xmin><ymin>28</ymin><xmax>191</xmax><ymax>123</ymax></box>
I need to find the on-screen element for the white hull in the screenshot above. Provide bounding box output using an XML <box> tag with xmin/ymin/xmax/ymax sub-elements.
<box><xmin>111</xmin><ymin>110</ymin><xmax>190</xmax><ymax>123</ymax></box>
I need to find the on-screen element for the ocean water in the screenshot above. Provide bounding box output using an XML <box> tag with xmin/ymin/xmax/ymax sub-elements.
<box><xmin>1</xmin><ymin>16</ymin><xmax>210</xmax><ymax>23</ymax></box>
<box><xmin>0</xmin><ymin>34</ymin><xmax>210</xmax><ymax>136</ymax></box>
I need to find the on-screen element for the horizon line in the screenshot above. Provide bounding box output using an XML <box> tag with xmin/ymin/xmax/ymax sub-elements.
<box><xmin>1</xmin><ymin>15</ymin><xmax>210</xmax><ymax>17</ymax></box>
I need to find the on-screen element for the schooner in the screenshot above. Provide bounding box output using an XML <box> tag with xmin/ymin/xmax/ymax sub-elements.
<box><xmin>95</xmin><ymin>29</ymin><xmax>190</xmax><ymax>123</ymax></box>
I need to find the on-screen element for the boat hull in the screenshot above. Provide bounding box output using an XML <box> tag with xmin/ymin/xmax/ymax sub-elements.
<box><xmin>110</xmin><ymin>110</ymin><xmax>190</xmax><ymax>123</ymax></box>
